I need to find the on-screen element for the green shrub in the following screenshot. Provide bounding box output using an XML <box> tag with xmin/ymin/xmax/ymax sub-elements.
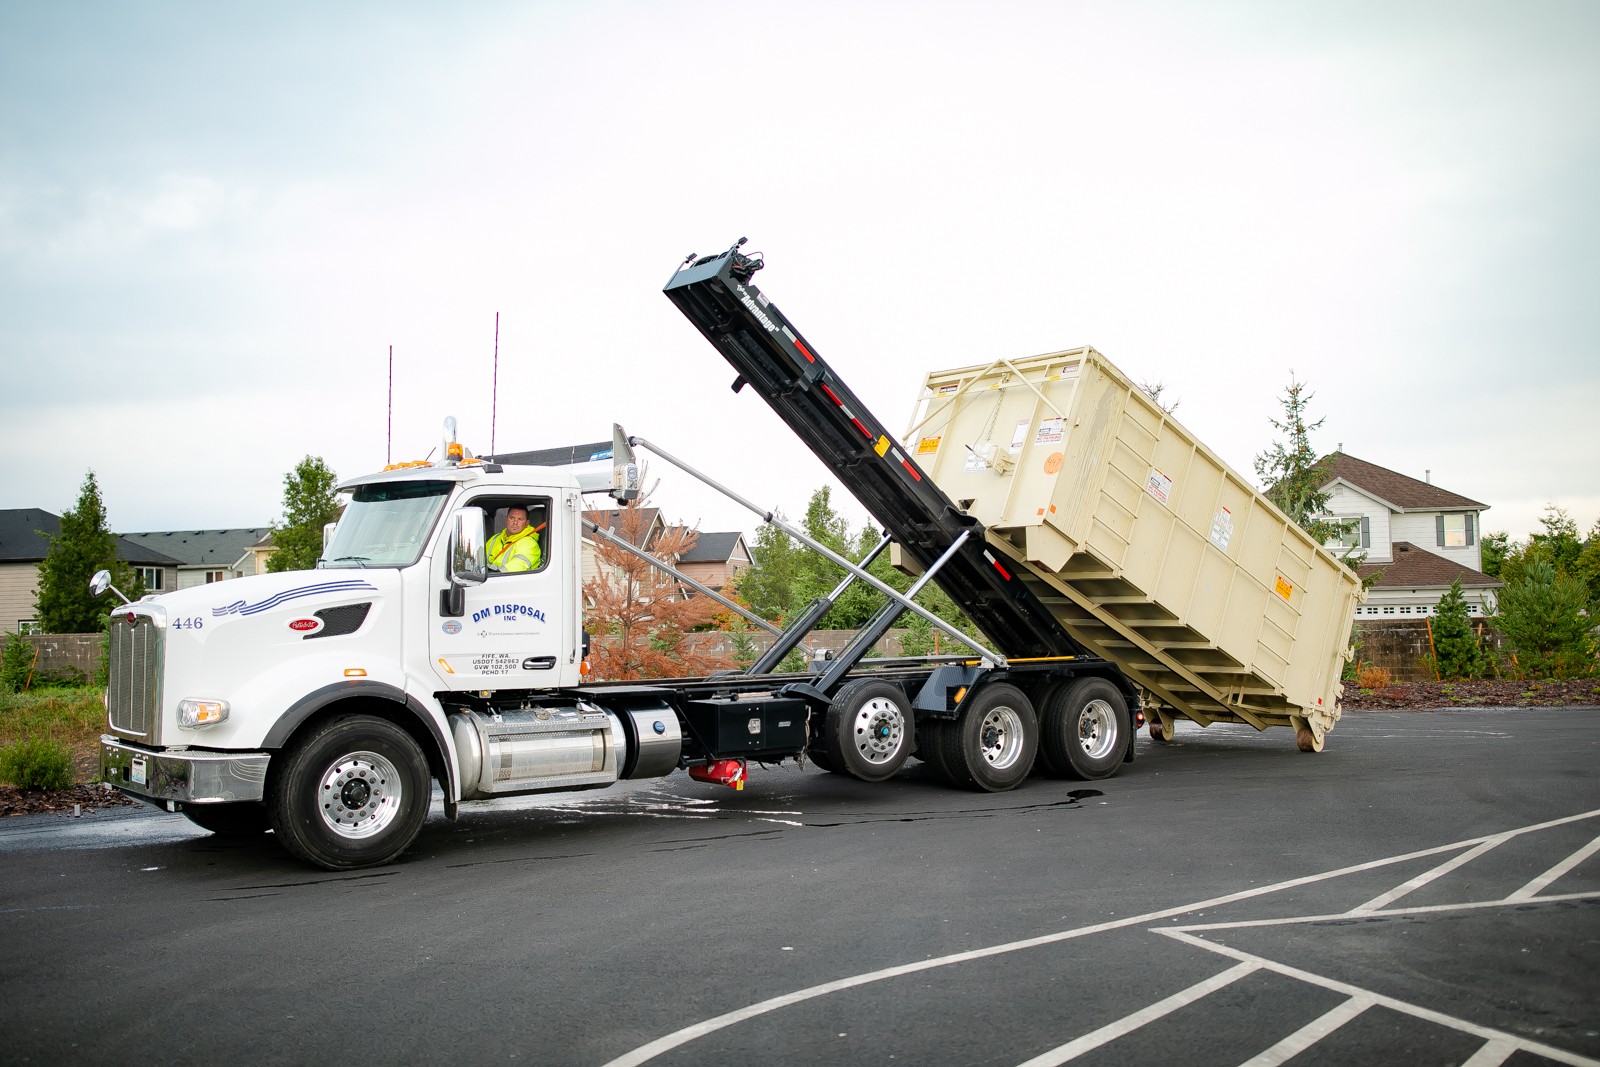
<box><xmin>0</xmin><ymin>737</ymin><xmax>74</xmax><ymax>790</ymax></box>
<box><xmin>1</xmin><ymin>632</ymin><xmax>34</xmax><ymax>693</ymax></box>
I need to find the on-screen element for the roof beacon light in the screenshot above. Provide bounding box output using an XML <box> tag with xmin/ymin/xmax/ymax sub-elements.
<box><xmin>441</xmin><ymin>416</ymin><xmax>462</xmax><ymax>466</ymax></box>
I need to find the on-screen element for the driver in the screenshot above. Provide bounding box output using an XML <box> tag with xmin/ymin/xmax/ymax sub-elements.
<box><xmin>487</xmin><ymin>506</ymin><xmax>541</xmax><ymax>572</ymax></box>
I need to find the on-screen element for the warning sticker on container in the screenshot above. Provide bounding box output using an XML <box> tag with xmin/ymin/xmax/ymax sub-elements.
<box><xmin>917</xmin><ymin>435</ymin><xmax>941</xmax><ymax>455</ymax></box>
<box><xmin>1274</xmin><ymin>576</ymin><xmax>1294</xmax><ymax>601</ymax></box>
<box><xmin>1034</xmin><ymin>417</ymin><xmax>1065</xmax><ymax>445</ymax></box>
<box><xmin>1145</xmin><ymin>466</ymin><xmax>1173</xmax><ymax>505</ymax></box>
<box><xmin>1048</xmin><ymin>363</ymin><xmax>1081</xmax><ymax>381</ymax></box>
<box><xmin>1209</xmin><ymin>506</ymin><xmax>1234</xmax><ymax>551</ymax></box>
<box><xmin>1011</xmin><ymin>419</ymin><xmax>1029</xmax><ymax>452</ymax></box>
<box><xmin>935</xmin><ymin>382</ymin><xmax>958</xmax><ymax>396</ymax></box>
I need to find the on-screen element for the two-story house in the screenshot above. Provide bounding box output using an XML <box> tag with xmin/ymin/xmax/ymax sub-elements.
<box><xmin>1317</xmin><ymin>453</ymin><xmax>1500</xmax><ymax>619</ymax></box>
<box><xmin>0</xmin><ymin>509</ymin><xmax>180</xmax><ymax>633</ymax></box>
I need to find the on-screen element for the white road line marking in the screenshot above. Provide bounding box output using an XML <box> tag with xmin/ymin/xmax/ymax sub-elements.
<box><xmin>1349</xmin><ymin>835</ymin><xmax>1512</xmax><ymax>914</ymax></box>
<box><xmin>599</xmin><ymin>806</ymin><xmax>1600</xmax><ymax>1067</ymax></box>
<box><xmin>1010</xmin><ymin>962</ymin><xmax>1261</xmax><ymax>1067</ymax></box>
<box><xmin>1460</xmin><ymin>1037</ymin><xmax>1519</xmax><ymax>1067</ymax></box>
<box><xmin>1170</xmin><ymin>890</ymin><xmax>1599</xmax><ymax>933</ymax></box>
<box><xmin>1507</xmin><ymin>832</ymin><xmax>1600</xmax><ymax>902</ymax></box>
<box><xmin>1234</xmin><ymin>995</ymin><xmax>1373</xmax><ymax>1067</ymax></box>
<box><xmin>1158</xmin><ymin>929</ymin><xmax>1600</xmax><ymax>1067</ymax></box>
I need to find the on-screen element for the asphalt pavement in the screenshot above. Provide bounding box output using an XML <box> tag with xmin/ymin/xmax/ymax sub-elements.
<box><xmin>2</xmin><ymin>705</ymin><xmax>1598</xmax><ymax>1067</ymax></box>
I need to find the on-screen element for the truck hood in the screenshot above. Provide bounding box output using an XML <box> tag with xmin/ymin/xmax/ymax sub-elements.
<box><xmin>138</xmin><ymin>569</ymin><xmax>390</xmax><ymax>621</ymax></box>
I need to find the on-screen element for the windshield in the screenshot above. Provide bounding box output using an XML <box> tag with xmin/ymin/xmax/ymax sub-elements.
<box><xmin>322</xmin><ymin>480</ymin><xmax>452</xmax><ymax>568</ymax></box>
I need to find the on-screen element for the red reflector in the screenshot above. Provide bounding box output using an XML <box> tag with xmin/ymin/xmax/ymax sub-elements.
<box><xmin>821</xmin><ymin>383</ymin><xmax>843</xmax><ymax>406</ymax></box>
<box><xmin>850</xmin><ymin>418</ymin><xmax>872</xmax><ymax>439</ymax></box>
<box><xmin>992</xmin><ymin>559</ymin><xmax>1012</xmax><ymax>581</ymax></box>
<box><xmin>900</xmin><ymin>458</ymin><xmax>922</xmax><ymax>481</ymax></box>
<box><xmin>793</xmin><ymin>339</ymin><xmax>816</xmax><ymax>363</ymax></box>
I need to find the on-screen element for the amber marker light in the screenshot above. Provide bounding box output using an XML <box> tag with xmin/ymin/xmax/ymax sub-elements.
<box><xmin>344</xmin><ymin>668</ymin><xmax>368</xmax><ymax>677</ymax></box>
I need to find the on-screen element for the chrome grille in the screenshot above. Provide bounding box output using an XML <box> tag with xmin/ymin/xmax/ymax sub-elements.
<box><xmin>107</xmin><ymin>614</ymin><xmax>162</xmax><ymax>741</ymax></box>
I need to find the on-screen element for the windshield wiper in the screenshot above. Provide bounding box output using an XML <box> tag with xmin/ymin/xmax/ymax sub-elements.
<box><xmin>330</xmin><ymin>556</ymin><xmax>372</xmax><ymax>567</ymax></box>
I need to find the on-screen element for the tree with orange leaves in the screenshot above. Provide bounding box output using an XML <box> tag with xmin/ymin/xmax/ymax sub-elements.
<box><xmin>582</xmin><ymin>502</ymin><xmax>734</xmax><ymax>681</ymax></box>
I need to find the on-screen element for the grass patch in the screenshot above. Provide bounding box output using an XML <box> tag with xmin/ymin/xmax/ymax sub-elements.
<box><xmin>0</xmin><ymin>687</ymin><xmax>106</xmax><ymax>785</ymax></box>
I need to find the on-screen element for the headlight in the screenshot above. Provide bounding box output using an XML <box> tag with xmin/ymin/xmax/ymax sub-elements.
<box><xmin>177</xmin><ymin>699</ymin><xmax>230</xmax><ymax>728</ymax></box>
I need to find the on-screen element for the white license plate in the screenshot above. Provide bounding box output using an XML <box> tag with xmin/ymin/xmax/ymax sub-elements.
<box><xmin>130</xmin><ymin>756</ymin><xmax>147</xmax><ymax>786</ymax></box>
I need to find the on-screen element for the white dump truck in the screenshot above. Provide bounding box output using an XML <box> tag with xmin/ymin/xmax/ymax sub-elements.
<box><xmin>98</xmin><ymin>240</ymin><xmax>1359</xmax><ymax>870</ymax></box>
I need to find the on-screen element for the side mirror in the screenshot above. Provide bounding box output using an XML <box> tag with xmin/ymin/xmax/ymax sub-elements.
<box><xmin>90</xmin><ymin>569</ymin><xmax>132</xmax><ymax>605</ymax></box>
<box><xmin>322</xmin><ymin>521</ymin><xmax>338</xmax><ymax>559</ymax></box>
<box><xmin>448</xmin><ymin>507</ymin><xmax>488</xmax><ymax>587</ymax></box>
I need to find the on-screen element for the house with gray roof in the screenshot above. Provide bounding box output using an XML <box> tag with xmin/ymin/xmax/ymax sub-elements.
<box><xmin>1317</xmin><ymin>453</ymin><xmax>1500</xmax><ymax>618</ymax></box>
<box><xmin>120</xmin><ymin>528</ymin><xmax>273</xmax><ymax>592</ymax></box>
<box><xmin>0</xmin><ymin>509</ymin><xmax>180</xmax><ymax>633</ymax></box>
<box><xmin>676</xmin><ymin>531</ymin><xmax>753</xmax><ymax>592</ymax></box>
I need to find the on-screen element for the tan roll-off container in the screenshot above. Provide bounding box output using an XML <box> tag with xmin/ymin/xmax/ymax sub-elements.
<box><xmin>905</xmin><ymin>348</ymin><xmax>1362</xmax><ymax>750</ymax></box>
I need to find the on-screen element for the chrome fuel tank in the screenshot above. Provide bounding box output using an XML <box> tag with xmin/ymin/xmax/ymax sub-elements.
<box><xmin>451</xmin><ymin>704</ymin><xmax>621</xmax><ymax>799</ymax></box>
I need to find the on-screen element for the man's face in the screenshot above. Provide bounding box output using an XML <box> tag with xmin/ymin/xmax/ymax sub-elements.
<box><xmin>505</xmin><ymin>509</ymin><xmax>529</xmax><ymax>533</ymax></box>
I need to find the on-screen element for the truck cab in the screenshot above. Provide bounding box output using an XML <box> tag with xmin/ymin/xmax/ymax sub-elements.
<box><xmin>99</xmin><ymin>451</ymin><xmax>633</xmax><ymax>868</ymax></box>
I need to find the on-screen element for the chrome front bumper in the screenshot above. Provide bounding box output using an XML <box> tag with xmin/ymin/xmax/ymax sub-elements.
<box><xmin>100</xmin><ymin>735</ymin><xmax>270</xmax><ymax>804</ymax></box>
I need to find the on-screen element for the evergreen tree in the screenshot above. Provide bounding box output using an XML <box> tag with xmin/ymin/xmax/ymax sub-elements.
<box><xmin>267</xmin><ymin>456</ymin><xmax>341</xmax><ymax>572</ymax></box>
<box><xmin>1429</xmin><ymin>577</ymin><xmax>1485</xmax><ymax>679</ymax></box>
<box><xmin>1253</xmin><ymin>375</ymin><xmax>1352</xmax><ymax>550</ymax></box>
<box><xmin>1479</xmin><ymin>531</ymin><xmax>1509</xmax><ymax>579</ymax></box>
<box><xmin>1494</xmin><ymin>558</ymin><xmax>1596</xmax><ymax>679</ymax></box>
<box><xmin>34</xmin><ymin>471</ymin><xmax>142</xmax><ymax>633</ymax></box>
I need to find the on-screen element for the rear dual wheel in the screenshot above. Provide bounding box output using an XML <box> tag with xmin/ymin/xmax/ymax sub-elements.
<box><xmin>1039</xmin><ymin>677</ymin><xmax>1131</xmax><ymax>781</ymax></box>
<box><xmin>936</xmin><ymin>683</ymin><xmax>1038</xmax><ymax>792</ymax></box>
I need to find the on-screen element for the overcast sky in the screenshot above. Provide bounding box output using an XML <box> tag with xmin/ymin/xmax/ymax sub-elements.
<box><xmin>2</xmin><ymin>1</ymin><xmax>1595</xmax><ymax>547</ymax></box>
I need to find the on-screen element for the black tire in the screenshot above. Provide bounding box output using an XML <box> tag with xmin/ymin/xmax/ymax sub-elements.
<box><xmin>806</xmin><ymin>743</ymin><xmax>839</xmax><ymax>774</ymax></box>
<box><xmin>823</xmin><ymin>678</ymin><xmax>915</xmax><ymax>783</ymax></box>
<box><xmin>1029</xmin><ymin>682</ymin><xmax>1069</xmax><ymax>778</ymax></box>
<box><xmin>1041</xmin><ymin>677</ymin><xmax>1130</xmax><ymax>781</ymax></box>
<box><xmin>267</xmin><ymin>715</ymin><xmax>432</xmax><ymax>870</ymax></box>
<box><xmin>181</xmin><ymin>802</ymin><xmax>271</xmax><ymax>835</ymax></box>
<box><xmin>916</xmin><ymin>718</ymin><xmax>960</xmax><ymax>785</ymax></box>
<box><xmin>937</xmin><ymin>683</ymin><xmax>1037</xmax><ymax>792</ymax></box>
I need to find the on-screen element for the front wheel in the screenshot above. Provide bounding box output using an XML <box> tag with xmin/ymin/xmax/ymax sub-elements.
<box><xmin>1042</xmin><ymin>677</ymin><xmax>1130</xmax><ymax>780</ymax></box>
<box><xmin>181</xmin><ymin>802</ymin><xmax>271</xmax><ymax>835</ymax></box>
<box><xmin>267</xmin><ymin>715</ymin><xmax>432</xmax><ymax>870</ymax></box>
<box><xmin>938</xmin><ymin>683</ymin><xmax>1037</xmax><ymax>792</ymax></box>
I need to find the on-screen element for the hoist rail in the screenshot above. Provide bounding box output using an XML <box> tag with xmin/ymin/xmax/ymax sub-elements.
<box><xmin>663</xmin><ymin>240</ymin><xmax>1083</xmax><ymax>659</ymax></box>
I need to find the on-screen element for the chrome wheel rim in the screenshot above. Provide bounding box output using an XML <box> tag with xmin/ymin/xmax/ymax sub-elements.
<box><xmin>318</xmin><ymin>750</ymin><xmax>402</xmax><ymax>839</ymax></box>
<box><xmin>979</xmin><ymin>705</ymin><xmax>1025</xmax><ymax>769</ymax></box>
<box><xmin>1078</xmin><ymin>699</ymin><xmax>1117</xmax><ymax>760</ymax></box>
<box><xmin>852</xmin><ymin>697</ymin><xmax>907</xmax><ymax>766</ymax></box>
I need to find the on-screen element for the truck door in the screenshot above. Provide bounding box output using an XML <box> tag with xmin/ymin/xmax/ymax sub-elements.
<box><xmin>430</xmin><ymin>493</ymin><xmax>566</xmax><ymax>690</ymax></box>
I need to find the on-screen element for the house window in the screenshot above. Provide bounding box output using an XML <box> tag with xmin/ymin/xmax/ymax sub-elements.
<box><xmin>138</xmin><ymin>567</ymin><xmax>164</xmax><ymax>591</ymax></box>
<box><xmin>17</xmin><ymin>620</ymin><xmax>40</xmax><ymax>635</ymax></box>
<box><xmin>204</xmin><ymin>570</ymin><xmax>227</xmax><ymax>583</ymax></box>
<box><xmin>1332</xmin><ymin>515</ymin><xmax>1370</xmax><ymax>551</ymax></box>
<box><xmin>1437</xmin><ymin>513</ymin><xmax>1474</xmax><ymax>549</ymax></box>
<box><xmin>1399</xmin><ymin>606</ymin><xmax>1412</xmax><ymax>614</ymax></box>
<box><xmin>1382</xmin><ymin>606</ymin><xmax>1396</xmax><ymax>614</ymax></box>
